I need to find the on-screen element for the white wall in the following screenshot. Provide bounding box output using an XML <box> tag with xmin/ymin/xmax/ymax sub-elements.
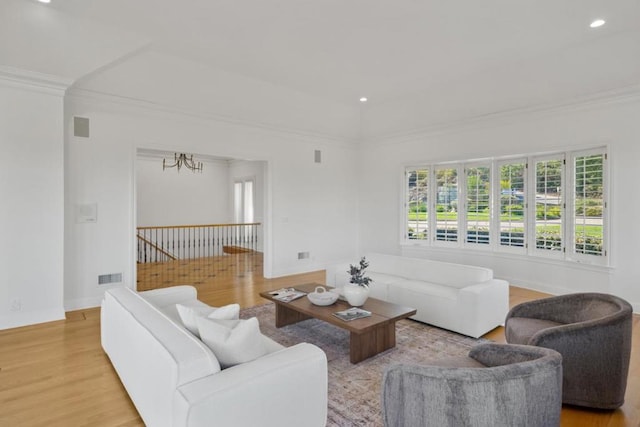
<box><xmin>0</xmin><ymin>76</ymin><xmax>66</xmax><ymax>329</ymax></box>
<box><xmin>136</xmin><ymin>156</ymin><xmax>230</xmax><ymax>226</ymax></box>
<box><xmin>358</xmin><ymin>94</ymin><xmax>640</xmax><ymax>311</ymax></box>
<box><xmin>63</xmin><ymin>93</ymin><xmax>359</xmax><ymax>310</ymax></box>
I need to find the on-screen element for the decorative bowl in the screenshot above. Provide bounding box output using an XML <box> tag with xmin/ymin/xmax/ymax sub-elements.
<box><xmin>307</xmin><ymin>286</ymin><xmax>339</xmax><ymax>306</ymax></box>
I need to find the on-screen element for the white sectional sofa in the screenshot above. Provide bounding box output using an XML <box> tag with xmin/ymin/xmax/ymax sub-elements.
<box><xmin>328</xmin><ymin>253</ymin><xmax>509</xmax><ymax>338</ymax></box>
<box><xmin>101</xmin><ymin>285</ymin><xmax>327</xmax><ymax>427</ymax></box>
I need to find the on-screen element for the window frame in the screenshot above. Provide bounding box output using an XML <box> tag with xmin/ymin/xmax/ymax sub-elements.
<box><xmin>463</xmin><ymin>161</ymin><xmax>493</xmax><ymax>249</ymax></box>
<box><xmin>530</xmin><ymin>153</ymin><xmax>565</xmax><ymax>260</ymax></box>
<box><xmin>233</xmin><ymin>177</ymin><xmax>255</xmax><ymax>223</ymax></box>
<box><xmin>566</xmin><ymin>148</ymin><xmax>609</xmax><ymax>266</ymax></box>
<box><xmin>405</xmin><ymin>167</ymin><xmax>431</xmax><ymax>242</ymax></box>
<box><xmin>402</xmin><ymin>146</ymin><xmax>609</xmax><ymax>266</ymax></box>
<box><xmin>432</xmin><ymin>164</ymin><xmax>462</xmax><ymax>247</ymax></box>
<box><xmin>496</xmin><ymin>158</ymin><xmax>528</xmax><ymax>255</ymax></box>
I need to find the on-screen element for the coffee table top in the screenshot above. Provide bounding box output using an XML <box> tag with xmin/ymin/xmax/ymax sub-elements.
<box><xmin>260</xmin><ymin>283</ymin><xmax>416</xmax><ymax>333</ymax></box>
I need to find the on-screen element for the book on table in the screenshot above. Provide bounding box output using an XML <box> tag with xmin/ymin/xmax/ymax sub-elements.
<box><xmin>333</xmin><ymin>307</ymin><xmax>372</xmax><ymax>321</ymax></box>
<box><xmin>268</xmin><ymin>288</ymin><xmax>307</xmax><ymax>303</ymax></box>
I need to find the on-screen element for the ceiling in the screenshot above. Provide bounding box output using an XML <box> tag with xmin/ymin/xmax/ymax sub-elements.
<box><xmin>2</xmin><ymin>0</ymin><xmax>640</xmax><ymax>139</ymax></box>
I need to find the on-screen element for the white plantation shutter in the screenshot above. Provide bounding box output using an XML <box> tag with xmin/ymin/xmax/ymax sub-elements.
<box><xmin>533</xmin><ymin>156</ymin><xmax>564</xmax><ymax>257</ymax></box>
<box><xmin>403</xmin><ymin>147</ymin><xmax>608</xmax><ymax>266</ymax></box>
<box><xmin>570</xmin><ymin>149</ymin><xmax>607</xmax><ymax>264</ymax></box>
<box><xmin>498</xmin><ymin>160</ymin><xmax>527</xmax><ymax>252</ymax></box>
<box><xmin>406</xmin><ymin>168</ymin><xmax>429</xmax><ymax>241</ymax></box>
<box><xmin>434</xmin><ymin>166</ymin><xmax>459</xmax><ymax>243</ymax></box>
<box><xmin>465</xmin><ymin>164</ymin><xmax>491</xmax><ymax>245</ymax></box>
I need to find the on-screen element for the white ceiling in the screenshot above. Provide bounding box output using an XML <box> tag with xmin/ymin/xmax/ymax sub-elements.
<box><xmin>3</xmin><ymin>0</ymin><xmax>640</xmax><ymax>139</ymax></box>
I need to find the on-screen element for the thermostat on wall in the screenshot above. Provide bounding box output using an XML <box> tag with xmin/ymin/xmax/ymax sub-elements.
<box><xmin>76</xmin><ymin>203</ymin><xmax>98</xmax><ymax>223</ymax></box>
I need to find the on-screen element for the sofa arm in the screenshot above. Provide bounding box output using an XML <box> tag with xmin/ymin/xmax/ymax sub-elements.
<box><xmin>504</xmin><ymin>296</ymin><xmax>560</xmax><ymax>322</ymax></box>
<box><xmin>457</xmin><ymin>279</ymin><xmax>509</xmax><ymax>337</ymax></box>
<box><xmin>139</xmin><ymin>285</ymin><xmax>198</xmax><ymax>307</ymax></box>
<box><xmin>173</xmin><ymin>343</ymin><xmax>328</xmax><ymax>427</ymax></box>
<box><xmin>469</xmin><ymin>343</ymin><xmax>562</xmax><ymax>367</ymax></box>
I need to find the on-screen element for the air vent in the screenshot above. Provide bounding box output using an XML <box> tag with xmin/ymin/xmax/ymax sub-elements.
<box><xmin>98</xmin><ymin>273</ymin><xmax>122</xmax><ymax>285</ymax></box>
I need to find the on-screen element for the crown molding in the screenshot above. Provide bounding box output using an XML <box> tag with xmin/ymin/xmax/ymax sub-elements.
<box><xmin>65</xmin><ymin>87</ymin><xmax>359</xmax><ymax>147</ymax></box>
<box><xmin>365</xmin><ymin>84</ymin><xmax>640</xmax><ymax>147</ymax></box>
<box><xmin>0</xmin><ymin>66</ymin><xmax>73</xmax><ymax>95</ymax></box>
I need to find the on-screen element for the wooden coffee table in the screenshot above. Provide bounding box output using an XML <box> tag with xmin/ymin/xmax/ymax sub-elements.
<box><xmin>260</xmin><ymin>283</ymin><xmax>416</xmax><ymax>363</ymax></box>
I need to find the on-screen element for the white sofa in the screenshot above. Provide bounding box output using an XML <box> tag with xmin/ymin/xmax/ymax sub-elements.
<box><xmin>101</xmin><ymin>285</ymin><xmax>328</xmax><ymax>427</ymax></box>
<box><xmin>328</xmin><ymin>253</ymin><xmax>509</xmax><ymax>338</ymax></box>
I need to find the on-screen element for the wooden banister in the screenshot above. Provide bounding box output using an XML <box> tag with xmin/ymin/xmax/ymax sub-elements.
<box><xmin>136</xmin><ymin>234</ymin><xmax>177</xmax><ymax>261</ymax></box>
<box><xmin>136</xmin><ymin>222</ymin><xmax>261</xmax><ymax>263</ymax></box>
<box><xmin>137</xmin><ymin>222</ymin><xmax>261</xmax><ymax>231</ymax></box>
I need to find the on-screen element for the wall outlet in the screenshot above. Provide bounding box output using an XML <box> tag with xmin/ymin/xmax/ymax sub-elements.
<box><xmin>10</xmin><ymin>298</ymin><xmax>22</xmax><ymax>312</ymax></box>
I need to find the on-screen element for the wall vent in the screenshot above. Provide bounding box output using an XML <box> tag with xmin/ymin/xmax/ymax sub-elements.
<box><xmin>98</xmin><ymin>273</ymin><xmax>122</xmax><ymax>285</ymax></box>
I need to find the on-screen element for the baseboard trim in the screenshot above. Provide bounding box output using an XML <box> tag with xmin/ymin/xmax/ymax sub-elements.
<box><xmin>64</xmin><ymin>296</ymin><xmax>103</xmax><ymax>312</ymax></box>
<box><xmin>0</xmin><ymin>307</ymin><xmax>66</xmax><ymax>331</ymax></box>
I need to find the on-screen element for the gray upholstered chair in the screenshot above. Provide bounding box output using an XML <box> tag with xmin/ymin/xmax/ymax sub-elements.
<box><xmin>505</xmin><ymin>292</ymin><xmax>633</xmax><ymax>409</ymax></box>
<box><xmin>381</xmin><ymin>343</ymin><xmax>562</xmax><ymax>427</ymax></box>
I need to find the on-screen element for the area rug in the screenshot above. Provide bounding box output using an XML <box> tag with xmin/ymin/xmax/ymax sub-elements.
<box><xmin>241</xmin><ymin>303</ymin><xmax>488</xmax><ymax>427</ymax></box>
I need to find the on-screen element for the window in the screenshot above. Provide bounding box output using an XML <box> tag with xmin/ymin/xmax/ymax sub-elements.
<box><xmin>465</xmin><ymin>165</ymin><xmax>491</xmax><ymax>245</ymax></box>
<box><xmin>435</xmin><ymin>166</ymin><xmax>459</xmax><ymax>242</ymax></box>
<box><xmin>534</xmin><ymin>156</ymin><xmax>564</xmax><ymax>254</ymax></box>
<box><xmin>499</xmin><ymin>160</ymin><xmax>526</xmax><ymax>250</ymax></box>
<box><xmin>234</xmin><ymin>179</ymin><xmax>254</xmax><ymax>223</ymax></box>
<box><xmin>406</xmin><ymin>169</ymin><xmax>429</xmax><ymax>241</ymax></box>
<box><xmin>403</xmin><ymin>147</ymin><xmax>608</xmax><ymax>265</ymax></box>
<box><xmin>234</xmin><ymin>178</ymin><xmax>255</xmax><ymax>245</ymax></box>
<box><xmin>572</xmin><ymin>149</ymin><xmax>606</xmax><ymax>259</ymax></box>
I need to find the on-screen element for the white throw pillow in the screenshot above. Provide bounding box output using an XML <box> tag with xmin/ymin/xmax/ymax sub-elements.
<box><xmin>196</xmin><ymin>317</ymin><xmax>267</xmax><ymax>368</ymax></box>
<box><xmin>176</xmin><ymin>303</ymin><xmax>240</xmax><ymax>337</ymax></box>
<box><xmin>207</xmin><ymin>304</ymin><xmax>240</xmax><ymax>320</ymax></box>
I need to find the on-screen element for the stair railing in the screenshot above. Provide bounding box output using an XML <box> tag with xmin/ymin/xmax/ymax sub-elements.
<box><xmin>136</xmin><ymin>222</ymin><xmax>261</xmax><ymax>263</ymax></box>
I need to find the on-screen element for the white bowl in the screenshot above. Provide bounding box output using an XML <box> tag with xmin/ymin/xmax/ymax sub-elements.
<box><xmin>307</xmin><ymin>286</ymin><xmax>339</xmax><ymax>306</ymax></box>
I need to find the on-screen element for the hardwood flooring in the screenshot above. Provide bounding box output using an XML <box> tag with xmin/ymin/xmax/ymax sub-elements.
<box><xmin>0</xmin><ymin>253</ymin><xmax>638</xmax><ymax>426</ymax></box>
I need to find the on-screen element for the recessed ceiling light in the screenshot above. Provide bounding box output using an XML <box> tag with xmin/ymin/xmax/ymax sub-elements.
<box><xmin>38</xmin><ymin>0</ymin><xmax>51</xmax><ymax>3</ymax></box>
<box><xmin>359</xmin><ymin>97</ymin><xmax>368</xmax><ymax>103</ymax></box>
<box><xmin>590</xmin><ymin>19</ymin><xmax>605</xmax><ymax>28</ymax></box>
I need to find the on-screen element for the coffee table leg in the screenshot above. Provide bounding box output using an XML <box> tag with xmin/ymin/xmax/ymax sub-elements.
<box><xmin>350</xmin><ymin>321</ymin><xmax>396</xmax><ymax>363</ymax></box>
<box><xmin>274</xmin><ymin>303</ymin><xmax>312</xmax><ymax>328</ymax></box>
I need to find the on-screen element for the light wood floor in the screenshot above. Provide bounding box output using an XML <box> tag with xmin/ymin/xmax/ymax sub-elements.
<box><xmin>0</xmin><ymin>253</ymin><xmax>638</xmax><ymax>426</ymax></box>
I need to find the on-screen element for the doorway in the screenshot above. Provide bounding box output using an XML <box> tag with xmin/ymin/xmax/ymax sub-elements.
<box><xmin>134</xmin><ymin>149</ymin><xmax>267</xmax><ymax>290</ymax></box>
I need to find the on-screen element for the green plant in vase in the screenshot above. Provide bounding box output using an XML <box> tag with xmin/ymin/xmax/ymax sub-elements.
<box><xmin>348</xmin><ymin>257</ymin><xmax>373</xmax><ymax>286</ymax></box>
<box><xmin>345</xmin><ymin>257</ymin><xmax>372</xmax><ymax>306</ymax></box>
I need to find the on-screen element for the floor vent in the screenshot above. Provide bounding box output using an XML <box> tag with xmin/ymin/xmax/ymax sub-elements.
<box><xmin>98</xmin><ymin>273</ymin><xmax>123</xmax><ymax>285</ymax></box>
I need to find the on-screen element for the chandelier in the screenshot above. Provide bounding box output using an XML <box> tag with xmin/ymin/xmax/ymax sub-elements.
<box><xmin>162</xmin><ymin>153</ymin><xmax>203</xmax><ymax>173</ymax></box>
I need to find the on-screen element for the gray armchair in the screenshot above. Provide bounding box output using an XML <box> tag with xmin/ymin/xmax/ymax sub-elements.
<box><xmin>381</xmin><ymin>343</ymin><xmax>562</xmax><ymax>427</ymax></box>
<box><xmin>505</xmin><ymin>292</ymin><xmax>632</xmax><ymax>409</ymax></box>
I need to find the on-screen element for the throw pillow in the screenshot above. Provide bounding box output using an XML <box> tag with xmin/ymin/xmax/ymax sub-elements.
<box><xmin>196</xmin><ymin>317</ymin><xmax>267</xmax><ymax>368</ymax></box>
<box><xmin>207</xmin><ymin>303</ymin><xmax>240</xmax><ymax>320</ymax></box>
<box><xmin>176</xmin><ymin>303</ymin><xmax>240</xmax><ymax>337</ymax></box>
